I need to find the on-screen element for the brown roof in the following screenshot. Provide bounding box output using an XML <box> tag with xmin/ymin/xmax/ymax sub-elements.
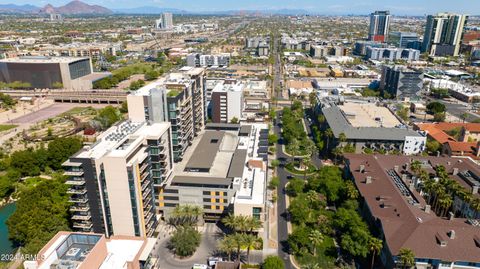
<box><xmin>345</xmin><ymin>154</ymin><xmax>480</xmax><ymax>262</ymax></box>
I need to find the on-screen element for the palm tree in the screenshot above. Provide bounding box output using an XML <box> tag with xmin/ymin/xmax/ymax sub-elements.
<box><xmin>438</xmin><ymin>194</ymin><xmax>453</xmax><ymax>217</ymax></box>
<box><xmin>222</xmin><ymin>214</ymin><xmax>239</xmax><ymax>233</ymax></box>
<box><xmin>246</xmin><ymin>216</ymin><xmax>263</xmax><ymax>233</ymax></box>
<box><xmin>435</xmin><ymin>165</ymin><xmax>448</xmax><ymax>180</ymax></box>
<box><xmin>218</xmin><ymin>235</ymin><xmax>236</xmax><ymax>261</ymax></box>
<box><xmin>288</xmin><ymin>138</ymin><xmax>301</xmax><ymax>165</ymax></box>
<box><xmin>470</xmin><ymin>198</ymin><xmax>480</xmax><ymax>218</ymax></box>
<box><xmin>338</xmin><ymin>132</ymin><xmax>347</xmax><ymax>144</ymax></box>
<box><xmin>242</xmin><ymin>233</ymin><xmax>260</xmax><ymax>263</ymax></box>
<box><xmin>309</xmin><ymin>91</ymin><xmax>318</xmax><ymax>108</ymax></box>
<box><xmin>368</xmin><ymin>237</ymin><xmax>383</xmax><ymax>269</ymax></box>
<box><xmin>410</xmin><ymin>160</ymin><xmax>422</xmax><ymax>176</ymax></box>
<box><xmin>398</xmin><ymin>248</ymin><xmax>415</xmax><ymax>269</ymax></box>
<box><xmin>345</xmin><ymin>181</ymin><xmax>359</xmax><ymax>200</ymax></box>
<box><xmin>232</xmin><ymin>233</ymin><xmax>244</xmax><ymax>262</ymax></box>
<box><xmin>324</xmin><ymin>128</ymin><xmax>333</xmax><ymax>149</ymax></box>
<box><xmin>308</xmin><ymin>230</ymin><xmax>324</xmax><ymax>257</ymax></box>
<box><xmin>304</xmin><ymin>263</ymin><xmax>320</xmax><ymax>269</ymax></box>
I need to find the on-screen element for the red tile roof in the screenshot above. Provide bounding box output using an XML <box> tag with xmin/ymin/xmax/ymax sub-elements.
<box><xmin>345</xmin><ymin>154</ymin><xmax>480</xmax><ymax>263</ymax></box>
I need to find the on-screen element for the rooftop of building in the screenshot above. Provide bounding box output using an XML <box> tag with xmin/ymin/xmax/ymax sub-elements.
<box><xmin>170</xmin><ymin>123</ymin><xmax>268</xmax><ymax>189</ymax></box>
<box><xmin>345</xmin><ymin>154</ymin><xmax>480</xmax><ymax>262</ymax></box>
<box><xmin>0</xmin><ymin>56</ymin><xmax>89</xmax><ymax>64</ymax></box>
<box><xmin>69</xmin><ymin>121</ymin><xmax>170</xmax><ymax>161</ymax></box>
<box><xmin>416</xmin><ymin>122</ymin><xmax>480</xmax><ymax>144</ymax></box>
<box><xmin>321</xmin><ymin>100</ymin><xmax>423</xmax><ymax>140</ymax></box>
<box><xmin>29</xmin><ymin>232</ymin><xmax>154</xmax><ymax>269</ymax></box>
<box><xmin>338</xmin><ymin>103</ymin><xmax>401</xmax><ymax>128</ymax></box>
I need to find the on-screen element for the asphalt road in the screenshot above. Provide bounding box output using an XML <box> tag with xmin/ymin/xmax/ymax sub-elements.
<box><xmin>274</xmin><ymin>111</ymin><xmax>323</xmax><ymax>269</ymax></box>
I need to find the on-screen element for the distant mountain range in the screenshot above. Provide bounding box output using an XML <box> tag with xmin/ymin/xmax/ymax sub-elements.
<box><xmin>0</xmin><ymin>2</ymin><xmax>311</xmax><ymax>15</ymax></box>
<box><xmin>112</xmin><ymin>6</ymin><xmax>188</xmax><ymax>15</ymax></box>
<box><xmin>0</xmin><ymin>1</ymin><xmax>112</xmax><ymax>15</ymax></box>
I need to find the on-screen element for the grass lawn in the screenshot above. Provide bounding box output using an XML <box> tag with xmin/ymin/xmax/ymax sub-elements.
<box><xmin>295</xmin><ymin>235</ymin><xmax>337</xmax><ymax>268</ymax></box>
<box><xmin>60</xmin><ymin>107</ymin><xmax>97</xmax><ymax>117</ymax></box>
<box><xmin>0</xmin><ymin>124</ymin><xmax>17</xmax><ymax>132</ymax></box>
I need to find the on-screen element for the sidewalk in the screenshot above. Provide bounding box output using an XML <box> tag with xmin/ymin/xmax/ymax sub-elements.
<box><xmin>0</xmin><ymin>98</ymin><xmax>53</xmax><ymax>124</ymax></box>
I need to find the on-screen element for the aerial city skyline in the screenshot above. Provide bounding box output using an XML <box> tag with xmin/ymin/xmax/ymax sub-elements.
<box><xmin>0</xmin><ymin>2</ymin><xmax>480</xmax><ymax>269</ymax></box>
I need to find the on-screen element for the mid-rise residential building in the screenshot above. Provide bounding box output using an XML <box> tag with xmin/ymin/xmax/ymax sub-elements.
<box><xmin>354</xmin><ymin>41</ymin><xmax>385</xmax><ymax>56</ymax></box>
<box><xmin>158</xmin><ymin>123</ymin><xmax>268</xmax><ymax>221</ymax></box>
<box><xmin>380</xmin><ymin>65</ymin><xmax>424</xmax><ymax>99</ymax></box>
<box><xmin>389</xmin><ymin>31</ymin><xmax>420</xmax><ymax>48</ymax></box>
<box><xmin>366</xmin><ymin>47</ymin><xmax>420</xmax><ymax>62</ymax></box>
<box><xmin>211</xmin><ymin>81</ymin><xmax>244</xmax><ymax>123</ymax></box>
<box><xmin>155</xmin><ymin>13</ymin><xmax>173</xmax><ymax>29</ymax></box>
<box><xmin>63</xmin><ymin>121</ymin><xmax>173</xmax><ymax>237</ymax></box>
<box><xmin>316</xmin><ymin>98</ymin><xmax>426</xmax><ymax>155</ymax></box>
<box><xmin>24</xmin><ymin>231</ymin><xmax>159</xmax><ymax>269</ymax></box>
<box><xmin>245</xmin><ymin>37</ymin><xmax>270</xmax><ymax>56</ymax></box>
<box><xmin>0</xmin><ymin>56</ymin><xmax>109</xmax><ymax>90</ymax></box>
<box><xmin>345</xmin><ymin>154</ymin><xmax>480</xmax><ymax>269</ymax></box>
<box><xmin>310</xmin><ymin>45</ymin><xmax>329</xmax><ymax>58</ymax></box>
<box><xmin>422</xmin><ymin>13</ymin><xmax>468</xmax><ymax>56</ymax></box>
<box><xmin>128</xmin><ymin>67</ymin><xmax>206</xmax><ymax>162</ymax></box>
<box><xmin>187</xmin><ymin>53</ymin><xmax>230</xmax><ymax>67</ymax></box>
<box><xmin>369</xmin><ymin>11</ymin><xmax>391</xmax><ymax>42</ymax></box>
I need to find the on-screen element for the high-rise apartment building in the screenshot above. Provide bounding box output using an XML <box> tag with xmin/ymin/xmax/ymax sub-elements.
<box><xmin>369</xmin><ymin>11</ymin><xmax>391</xmax><ymax>42</ymax></box>
<box><xmin>63</xmin><ymin>121</ymin><xmax>173</xmax><ymax>237</ymax></box>
<box><xmin>128</xmin><ymin>67</ymin><xmax>206</xmax><ymax>162</ymax></box>
<box><xmin>155</xmin><ymin>13</ymin><xmax>173</xmax><ymax>29</ymax></box>
<box><xmin>422</xmin><ymin>13</ymin><xmax>468</xmax><ymax>56</ymax></box>
<box><xmin>210</xmin><ymin>82</ymin><xmax>244</xmax><ymax>123</ymax></box>
<box><xmin>380</xmin><ymin>65</ymin><xmax>424</xmax><ymax>99</ymax></box>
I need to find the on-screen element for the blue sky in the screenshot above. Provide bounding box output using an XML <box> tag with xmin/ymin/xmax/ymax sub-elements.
<box><xmin>7</xmin><ymin>0</ymin><xmax>480</xmax><ymax>14</ymax></box>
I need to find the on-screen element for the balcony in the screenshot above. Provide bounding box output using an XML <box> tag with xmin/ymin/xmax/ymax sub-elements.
<box><xmin>142</xmin><ymin>187</ymin><xmax>152</xmax><ymax>200</ymax></box>
<box><xmin>67</xmin><ymin>188</ymin><xmax>87</xmax><ymax>195</ymax></box>
<box><xmin>70</xmin><ymin>206</ymin><xmax>90</xmax><ymax>212</ymax></box>
<box><xmin>72</xmin><ymin>213</ymin><xmax>91</xmax><ymax>221</ymax></box>
<box><xmin>69</xmin><ymin>197</ymin><xmax>89</xmax><ymax>204</ymax></box>
<box><xmin>66</xmin><ymin>179</ymin><xmax>86</xmax><ymax>186</ymax></box>
<box><xmin>64</xmin><ymin>171</ymin><xmax>84</xmax><ymax>176</ymax></box>
<box><xmin>73</xmin><ymin>222</ymin><xmax>93</xmax><ymax>230</ymax></box>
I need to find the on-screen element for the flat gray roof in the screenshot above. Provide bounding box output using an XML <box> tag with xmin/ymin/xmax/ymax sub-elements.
<box><xmin>185</xmin><ymin>131</ymin><xmax>225</xmax><ymax>170</ymax></box>
<box><xmin>227</xmin><ymin>149</ymin><xmax>248</xmax><ymax>178</ymax></box>
<box><xmin>239</xmin><ymin>125</ymin><xmax>252</xmax><ymax>136</ymax></box>
<box><xmin>322</xmin><ymin>105</ymin><xmax>423</xmax><ymax>141</ymax></box>
<box><xmin>205</xmin><ymin>123</ymin><xmax>241</xmax><ymax>130</ymax></box>
<box><xmin>171</xmin><ymin>176</ymin><xmax>232</xmax><ymax>186</ymax></box>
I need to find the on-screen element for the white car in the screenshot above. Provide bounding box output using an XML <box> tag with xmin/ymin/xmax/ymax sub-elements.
<box><xmin>208</xmin><ymin>257</ymin><xmax>223</xmax><ymax>266</ymax></box>
<box><xmin>192</xmin><ymin>264</ymin><xmax>208</xmax><ymax>269</ymax></box>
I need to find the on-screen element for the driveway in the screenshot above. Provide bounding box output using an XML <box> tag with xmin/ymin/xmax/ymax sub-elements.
<box><xmin>156</xmin><ymin>223</ymin><xmax>223</xmax><ymax>269</ymax></box>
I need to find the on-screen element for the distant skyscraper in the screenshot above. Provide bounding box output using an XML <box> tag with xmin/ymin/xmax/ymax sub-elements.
<box><xmin>422</xmin><ymin>13</ymin><xmax>468</xmax><ymax>57</ymax></box>
<box><xmin>369</xmin><ymin>11</ymin><xmax>391</xmax><ymax>43</ymax></box>
<box><xmin>155</xmin><ymin>12</ymin><xmax>173</xmax><ymax>29</ymax></box>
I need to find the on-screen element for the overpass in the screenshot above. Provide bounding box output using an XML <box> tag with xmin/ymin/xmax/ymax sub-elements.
<box><xmin>0</xmin><ymin>89</ymin><xmax>127</xmax><ymax>104</ymax></box>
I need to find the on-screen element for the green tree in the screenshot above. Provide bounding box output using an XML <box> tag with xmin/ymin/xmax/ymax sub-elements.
<box><xmin>286</xmin><ymin>178</ymin><xmax>305</xmax><ymax>197</ymax></box>
<box><xmin>169</xmin><ymin>226</ymin><xmax>201</xmax><ymax>257</ymax></box>
<box><xmin>269</xmin><ymin>176</ymin><xmax>280</xmax><ymax>190</ymax></box>
<box><xmin>7</xmin><ymin>177</ymin><xmax>71</xmax><ymax>254</ymax></box>
<box><xmin>218</xmin><ymin>235</ymin><xmax>236</xmax><ymax>261</ymax></box>
<box><xmin>268</xmin><ymin>134</ymin><xmax>279</xmax><ymax>145</ymax></box>
<box><xmin>433</xmin><ymin>112</ymin><xmax>446</xmax><ymax>122</ymax></box>
<box><xmin>95</xmin><ymin>106</ymin><xmax>122</xmax><ymax>129</ymax></box>
<box><xmin>144</xmin><ymin>70</ymin><xmax>159</xmax><ymax>81</ymax></box>
<box><xmin>308</xmin><ymin>229</ymin><xmax>324</xmax><ymax>256</ymax></box>
<box><xmin>398</xmin><ymin>248</ymin><xmax>415</xmax><ymax>269</ymax></box>
<box><xmin>230</xmin><ymin>117</ymin><xmax>239</xmax><ymax>124</ymax></box>
<box><xmin>243</xmin><ymin>233</ymin><xmax>261</xmax><ymax>263</ymax></box>
<box><xmin>262</xmin><ymin>255</ymin><xmax>285</xmax><ymax>269</ymax></box>
<box><xmin>426</xmin><ymin>102</ymin><xmax>446</xmax><ymax>114</ymax></box>
<box><xmin>368</xmin><ymin>237</ymin><xmax>383</xmax><ymax>269</ymax></box>
<box><xmin>47</xmin><ymin>137</ymin><xmax>83</xmax><ymax>170</ymax></box>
